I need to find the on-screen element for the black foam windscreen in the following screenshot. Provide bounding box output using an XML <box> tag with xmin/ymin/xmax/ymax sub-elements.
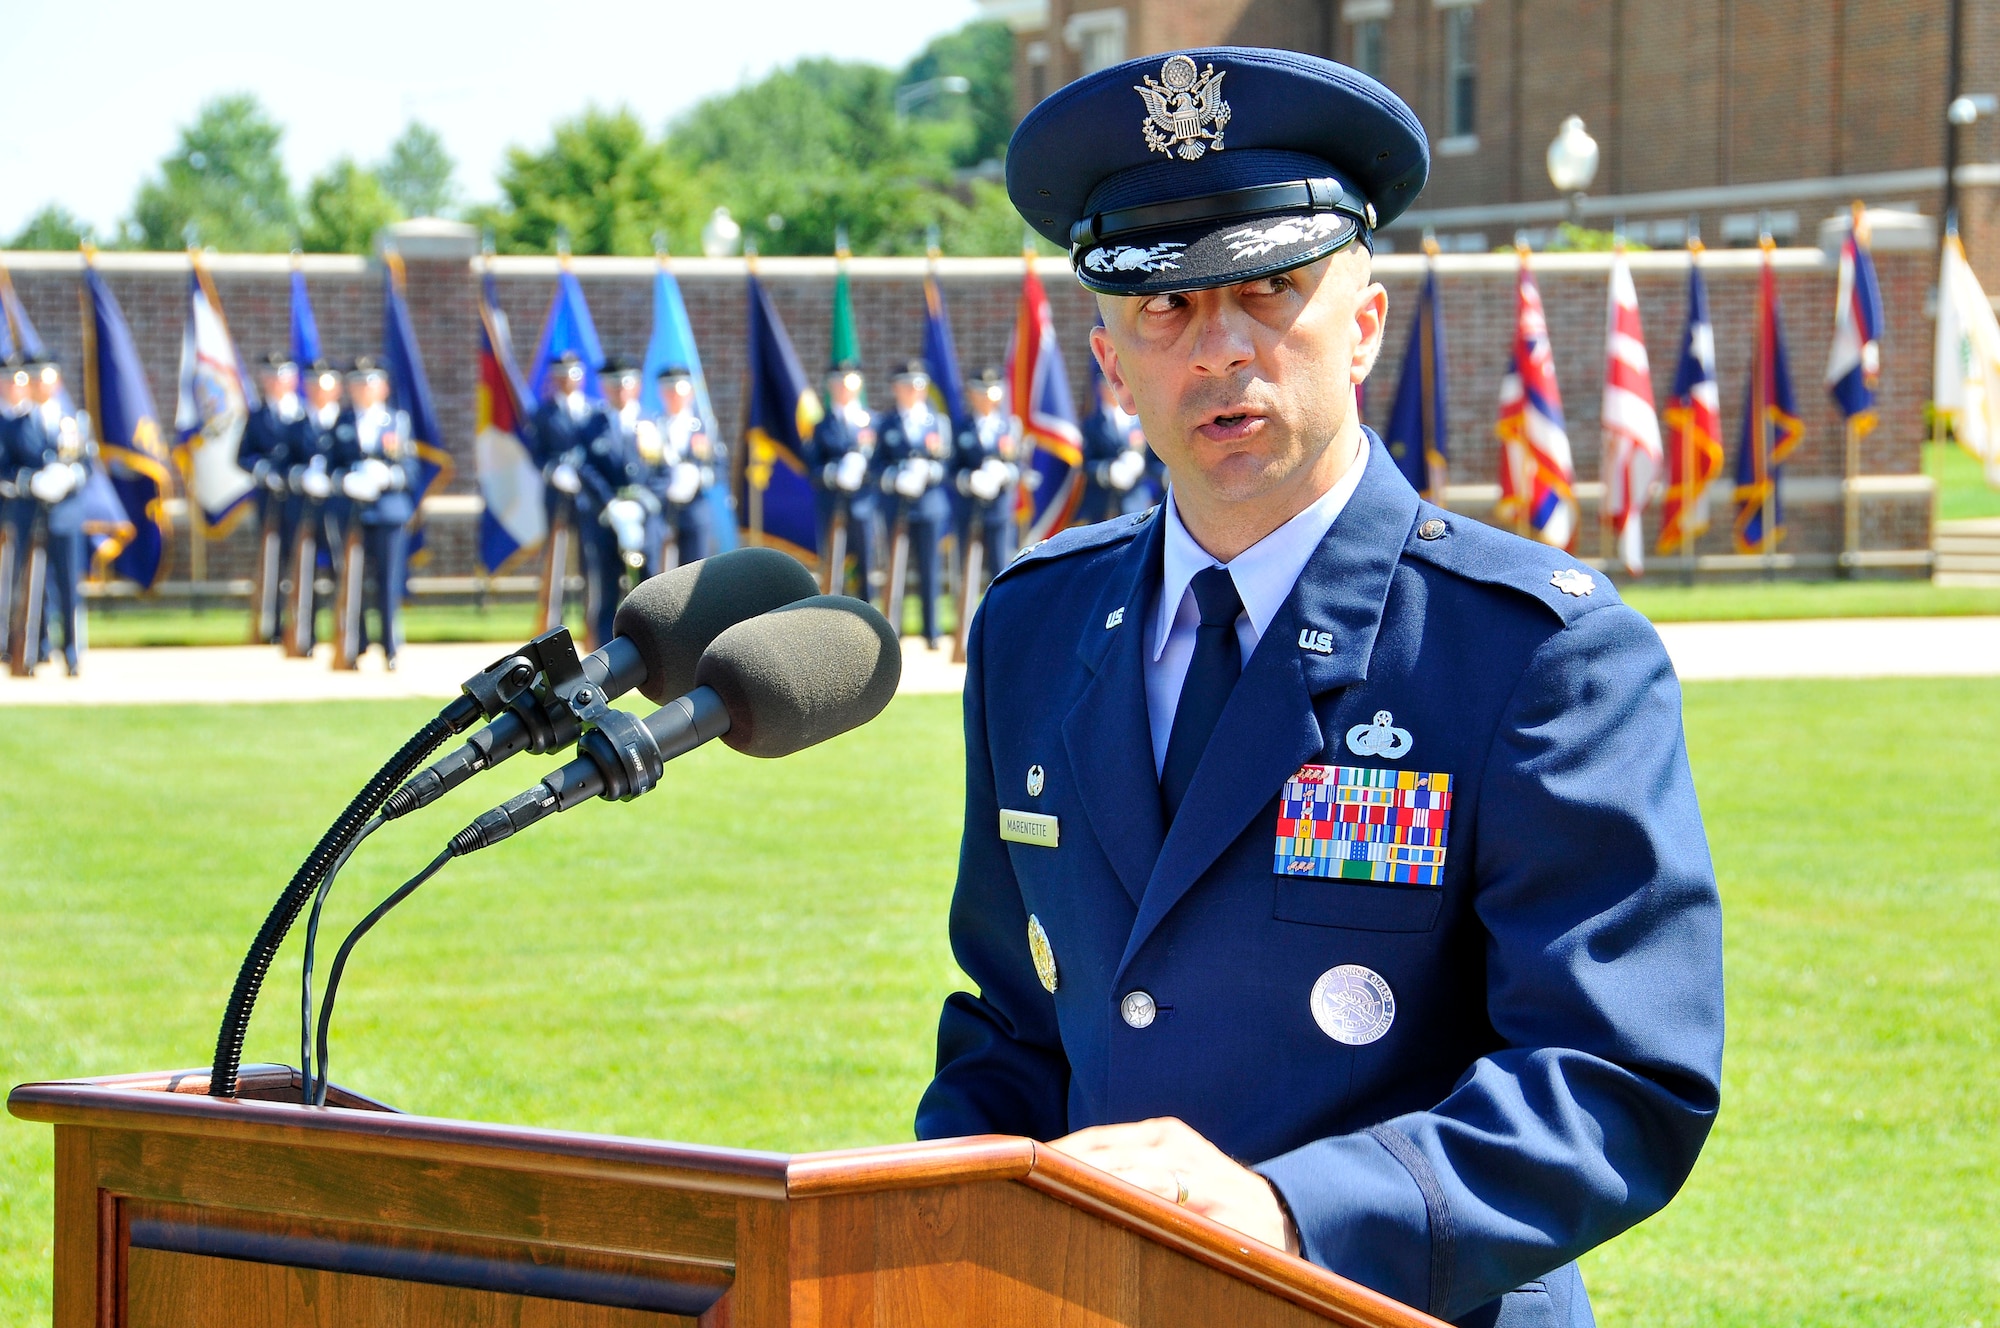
<box><xmin>694</xmin><ymin>596</ymin><xmax>902</xmax><ymax>758</ymax></box>
<box><xmin>613</xmin><ymin>548</ymin><xmax>821</xmax><ymax>704</ymax></box>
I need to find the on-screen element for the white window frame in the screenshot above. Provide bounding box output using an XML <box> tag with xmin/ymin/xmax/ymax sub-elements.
<box><xmin>1440</xmin><ymin>1</ymin><xmax>1478</xmax><ymax>140</ymax></box>
<box><xmin>1063</xmin><ymin>7</ymin><xmax>1128</xmax><ymax>76</ymax></box>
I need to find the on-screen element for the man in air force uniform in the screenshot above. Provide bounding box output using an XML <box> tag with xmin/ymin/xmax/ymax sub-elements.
<box><xmin>1077</xmin><ymin>365</ymin><xmax>1161</xmax><ymax>525</ymax></box>
<box><xmin>240</xmin><ymin>352</ymin><xmax>305</xmax><ymax>644</ymax></box>
<box><xmin>876</xmin><ymin>360</ymin><xmax>952</xmax><ymax>647</ymax></box>
<box><xmin>806</xmin><ymin>361</ymin><xmax>881</xmax><ymax>599</ymax></box>
<box><xmin>915</xmin><ymin>49</ymin><xmax>1723</xmax><ymax>1328</ymax></box>
<box><xmin>332</xmin><ymin>358</ymin><xmax>419</xmax><ymax>668</ymax></box>
<box><xmin>951</xmin><ymin>366</ymin><xmax>1020</xmax><ymax>585</ymax></box>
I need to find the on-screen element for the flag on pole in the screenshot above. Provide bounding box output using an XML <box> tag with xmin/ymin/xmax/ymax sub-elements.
<box><xmin>173</xmin><ymin>261</ymin><xmax>257</xmax><ymax>535</ymax></box>
<box><xmin>289</xmin><ymin>258</ymin><xmax>321</xmax><ymax>368</ymax></box>
<box><xmin>1933</xmin><ymin>228</ymin><xmax>2000</xmax><ymax>488</ymax></box>
<box><xmin>742</xmin><ymin>273</ymin><xmax>823</xmax><ymax>556</ymax></box>
<box><xmin>1733</xmin><ymin>239</ymin><xmax>1804</xmax><ymax>553</ymax></box>
<box><xmin>1656</xmin><ymin>257</ymin><xmax>1724</xmax><ymax>556</ymax></box>
<box><xmin>1495</xmin><ymin>250</ymin><xmax>1577</xmax><ymax>548</ymax></box>
<box><xmin>830</xmin><ymin>228</ymin><xmax>862</xmax><ymax>378</ymax></box>
<box><xmin>642</xmin><ymin>249</ymin><xmax>736</xmax><ymax>552</ymax></box>
<box><xmin>1382</xmin><ymin>247</ymin><xmax>1447</xmax><ymax>500</ymax></box>
<box><xmin>0</xmin><ymin>260</ymin><xmax>47</xmax><ymax>360</ymax></box>
<box><xmin>527</xmin><ymin>267</ymin><xmax>606</xmax><ymax>405</ymax></box>
<box><xmin>1826</xmin><ymin>206</ymin><xmax>1885</xmax><ymax>434</ymax></box>
<box><xmin>922</xmin><ymin>250</ymin><xmax>969</xmax><ymax>436</ymax></box>
<box><xmin>1601</xmin><ymin>248</ymin><xmax>1662</xmax><ymax>574</ymax></box>
<box><xmin>82</xmin><ymin>256</ymin><xmax>174</xmax><ymax>587</ymax></box>
<box><xmin>475</xmin><ymin>269</ymin><xmax>544</xmax><ymax>572</ymax></box>
<box><xmin>382</xmin><ymin>249</ymin><xmax>453</xmax><ymax>566</ymax></box>
<box><xmin>1009</xmin><ymin>254</ymin><xmax>1084</xmax><ymax>541</ymax></box>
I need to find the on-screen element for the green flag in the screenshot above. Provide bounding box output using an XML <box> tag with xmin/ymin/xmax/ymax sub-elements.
<box><xmin>830</xmin><ymin>226</ymin><xmax>863</xmax><ymax>404</ymax></box>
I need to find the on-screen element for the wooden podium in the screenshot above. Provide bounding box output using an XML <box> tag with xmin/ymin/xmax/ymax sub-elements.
<box><xmin>9</xmin><ymin>1066</ymin><xmax>1445</xmax><ymax>1328</ymax></box>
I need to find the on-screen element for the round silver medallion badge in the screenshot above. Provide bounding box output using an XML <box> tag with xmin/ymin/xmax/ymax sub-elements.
<box><xmin>1027</xmin><ymin>764</ymin><xmax>1045</xmax><ymax>797</ymax></box>
<box><xmin>1310</xmin><ymin>965</ymin><xmax>1396</xmax><ymax>1045</ymax></box>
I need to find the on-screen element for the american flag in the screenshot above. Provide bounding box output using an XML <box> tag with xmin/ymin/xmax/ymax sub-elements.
<box><xmin>1496</xmin><ymin>252</ymin><xmax>1577</xmax><ymax>549</ymax></box>
<box><xmin>1008</xmin><ymin>258</ymin><xmax>1084</xmax><ymax>542</ymax></box>
<box><xmin>1602</xmin><ymin>250</ymin><xmax>1662</xmax><ymax>574</ymax></box>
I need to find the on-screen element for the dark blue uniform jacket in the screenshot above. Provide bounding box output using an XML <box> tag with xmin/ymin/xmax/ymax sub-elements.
<box><xmin>10</xmin><ymin>411</ymin><xmax>88</xmax><ymax>537</ymax></box>
<box><xmin>916</xmin><ymin>433</ymin><xmax>1724</xmax><ymax>1327</ymax></box>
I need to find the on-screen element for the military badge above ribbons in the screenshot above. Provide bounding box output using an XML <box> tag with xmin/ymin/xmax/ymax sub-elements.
<box><xmin>1275</xmin><ymin>764</ymin><xmax>1453</xmax><ymax>885</ymax></box>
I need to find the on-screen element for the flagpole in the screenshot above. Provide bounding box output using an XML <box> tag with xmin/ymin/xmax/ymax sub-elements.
<box><xmin>1759</xmin><ymin>233</ymin><xmax>1779</xmax><ymax>580</ymax></box>
<box><xmin>1682</xmin><ymin>236</ymin><xmax>1700</xmax><ymax>585</ymax></box>
<box><xmin>744</xmin><ymin>240</ymin><xmax>765</xmax><ymax>549</ymax></box>
<box><xmin>1840</xmin><ymin>201</ymin><xmax>1866</xmax><ymax>578</ymax></box>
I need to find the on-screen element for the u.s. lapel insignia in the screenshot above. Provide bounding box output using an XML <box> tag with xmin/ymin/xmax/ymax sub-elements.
<box><xmin>1105</xmin><ymin>607</ymin><xmax>1125</xmax><ymax>629</ymax></box>
<box><xmin>1026</xmin><ymin>765</ymin><xmax>1045</xmax><ymax>797</ymax></box>
<box><xmin>1345</xmin><ymin>710</ymin><xmax>1412</xmax><ymax>760</ymax></box>
<box><xmin>1551</xmin><ymin>568</ymin><xmax>1595</xmax><ymax>597</ymax></box>
<box><xmin>1298</xmin><ymin>628</ymin><xmax>1334</xmax><ymax>655</ymax></box>
<box><xmin>1027</xmin><ymin>914</ymin><xmax>1059</xmax><ymax>993</ymax></box>
<box><xmin>1135</xmin><ymin>55</ymin><xmax>1230</xmax><ymax>161</ymax></box>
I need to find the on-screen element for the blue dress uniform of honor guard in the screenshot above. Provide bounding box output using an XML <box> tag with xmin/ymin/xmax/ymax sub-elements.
<box><xmin>916</xmin><ymin>48</ymin><xmax>1724</xmax><ymax>1327</ymax></box>
<box><xmin>598</xmin><ymin>359</ymin><xmax>660</xmax><ymax>585</ymax></box>
<box><xmin>0</xmin><ymin>358</ymin><xmax>32</xmax><ymax>658</ymax></box>
<box><xmin>646</xmin><ymin>364</ymin><xmax>717</xmax><ymax>568</ymax></box>
<box><xmin>1077</xmin><ymin>373</ymin><xmax>1163</xmax><ymax>525</ymax></box>
<box><xmin>5</xmin><ymin>359</ymin><xmax>95</xmax><ymax>674</ymax></box>
<box><xmin>535</xmin><ymin>354</ymin><xmax>643</xmax><ymax>650</ymax></box>
<box><xmin>876</xmin><ymin>360</ymin><xmax>952</xmax><ymax>647</ymax></box>
<box><xmin>279</xmin><ymin>362</ymin><xmax>346</xmax><ymax>656</ymax></box>
<box><xmin>805</xmin><ymin>361</ymin><xmax>881</xmax><ymax>599</ymax></box>
<box><xmin>331</xmin><ymin>358</ymin><xmax>419</xmax><ymax>669</ymax></box>
<box><xmin>952</xmin><ymin>367</ymin><xmax>1021</xmax><ymax>582</ymax></box>
<box><xmin>239</xmin><ymin>353</ymin><xmax>305</xmax><ymax>645</ymax></box>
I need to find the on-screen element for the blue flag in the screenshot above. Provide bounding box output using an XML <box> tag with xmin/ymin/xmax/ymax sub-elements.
<box><xmin>289</xmin><ymin>263</ymin><xmax>321</xmax><ymax>368</ymax></box>
<box><xmin>1383</xmin><ymin>262</ymin><xmax>1448</xmax><ymax>498</ymax></box>
<box><xmin>528</xmin><ymin>269</ymin><xmax>606</xmax><ymax>405</ymax></box>
<box><xmin>384</xmin><ymin>252</ymin><xmax>453</xmax><ymax>570</ymax></box>
<box><xmin>1</xmin><ymin>261</ymin><xmax>47</xmax><ymax>361</ymax></box>
<box><xmin>922</xmin><ymin>267</ymin><xmax>969</xmax><ymax>436</ymax></box>
<box><xmin>642</xmin><ymin>260</ymin><xmax>736</xmax><ymax>552</ymax></box>
<box><xmin>742</xmin><ymin>274</ymin><xmax>823</xmax><ymax>556</ymax></box>
<box><xmin>83</xmin><ymin>261</ymin><xmax>173</xmax><ymax>587</ymax></box>
<box><xmin>1009</xmin><ymin>263</ymin><xmax>1084</xmax><ymax>541</ymax></box>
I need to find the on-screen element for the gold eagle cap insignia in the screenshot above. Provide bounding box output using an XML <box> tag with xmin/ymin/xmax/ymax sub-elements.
<box><xmin>1135</xmin><ymin>55</ymin><xmax>1231</xmax><ymax>161</ymax></box>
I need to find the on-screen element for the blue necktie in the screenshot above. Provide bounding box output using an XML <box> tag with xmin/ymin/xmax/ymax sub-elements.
<box><xmin>1160</xmin><ymin>565</ymin><xmax>1243</xmax><ymax>822</ymax></box>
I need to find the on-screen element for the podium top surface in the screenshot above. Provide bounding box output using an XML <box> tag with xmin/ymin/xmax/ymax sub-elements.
<box><xmin>11</xmin><ymin>1066</ymin><xmax>1450</xmax><ymax>1328</ymax></box>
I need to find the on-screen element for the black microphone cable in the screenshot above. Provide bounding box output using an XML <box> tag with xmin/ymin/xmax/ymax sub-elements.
<box><xmin>311</xmin><ymin>846</ymin><xmax>455</xmax><ymax>1107</ymax></box>
<box><xmin>299</xmin><ymin>815</ymin><xmax>385</xmax><ymax>1101</ymax></box>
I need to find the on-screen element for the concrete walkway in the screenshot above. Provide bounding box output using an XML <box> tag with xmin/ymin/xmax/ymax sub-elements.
<box><xmin>1</xmin><ymin>618</ymin><xmax>1996</xmax><ymax>707</ymax></box>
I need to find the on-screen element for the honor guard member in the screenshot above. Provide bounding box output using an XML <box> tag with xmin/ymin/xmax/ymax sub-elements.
<box><xmin>805</xmin><ymin>360</ymin><xmax>880</xmax><ymax>598</ymax></box>
<box><xmin>1077</xmin><ymin>366</ymin><xmax>1162</xmax><ymax>525</ymax></box>
<box><xmin>283</xmin><ymin>361</ymin><xmax>344</xmax><ymax>652</ymax></box>
<box><xmin>915</xmin><ymin>49</ymin><xmax>1723</xmax><ymax>1328</ymax></box>
<box><xmin>876</xmin><ymin>359</ymin><xmax>951</xmax><ymax>647</ymax></box>
<box><xmin>951</xmin><ymin>367</ymin><xmax>1020</xmax><ymax>584</ymax></box>
<box><xmin>239</xmin><ymin>352</ymin><xmax>305</xmax><ymax>643</ymax></box>
<box><xmin>652</xmin><ymin>363</ymin><xmax>718</xmax><ymax>564</ymax></box>
<box><xmin>531</xmin><ymin>354</ymin><xmax>605</xmax><ymax>630</ymax></box>
<box><xmin>332</xmin><ymin>358</ymin><xmax>418</xmax><ymax>668</ymax></box>
<box><xmin>598</xmin><ymin>358</ymin><xmax>658</xmax><ymax>585</ymax></box>
<box><xmin>0</xmin><ymin>358</ymin><xmax>32</xmax><ymax>648</ymax></box>
<box><xmin>12</xmin><ymin>359</ymin><xmax>96</xmax><ymax>674</ymax></box>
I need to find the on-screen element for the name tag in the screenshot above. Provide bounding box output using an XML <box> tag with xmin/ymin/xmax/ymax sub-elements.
<box><xmin>999</xmin><ymin>809</ymin><xmax>1060</xmax><ymax>848</ymax></box>
<box><xmin>1274</xmin><ymin>764</ymin><xmax>1453</xmax><ymax>885</ymax></box>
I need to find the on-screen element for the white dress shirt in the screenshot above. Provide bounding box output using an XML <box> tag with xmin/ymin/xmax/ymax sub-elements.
<box><xmin>1144</xmin><ymin>445</ymin><xmax>1371</xmax><ymax>774</ymax></box>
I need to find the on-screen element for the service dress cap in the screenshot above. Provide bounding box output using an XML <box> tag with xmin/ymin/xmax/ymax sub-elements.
<box><xmin>1007</xmin><ymin>47</ymin><xmax>1427</xmax><ymax>296</ymax></box>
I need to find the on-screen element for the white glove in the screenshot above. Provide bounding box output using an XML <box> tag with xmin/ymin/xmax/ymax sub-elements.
<box><xmin>969</xmin><ymin>467</ymin><xmax>1000</xmax><ymax>502</ymax></box>
<box><xmin>635</xmin><ymin>420</ymin><xmax>664</xmax><ymax>466</ymax></box>
<box><xmin>1109</xmin><ymin>448</ymin><xmax>1146</xmax><ymax>491</ymax></box>
<box><xmin>29</xmin><ymin>462</ymin><xmax>77</xmax><ymax>505</ymax></box>
<box><xmin>301</xmin><ymin>467</ymin><xmax>333</xmax><ymax>500</ymax></box>
<box><xmin>667</xmin><ymin>461</ymin><xmax>702</xmax><ymax>505</ymax></box>
<box><xmin>835</xmin><ymin>450</ymin><xmax>868</xmax><ymax>493</ymax></box>
<box><xmin>341</xmin><ymin>458</ymin><xmax>392</xmax><ymax>503</ymax></box>
<box><xmin>550</xmin><ymin>462</ymin><xmax>583</xmax><ymax>495</ymax></box>
<box><xmin>604</xmin><ymin>497</ymin><xmax>650</xmax><ymax>567</ymax></box>
<box><xmin>894</xmin><ymin>460</ymin><xmax>929</xmax><ymax>499</ymax></box>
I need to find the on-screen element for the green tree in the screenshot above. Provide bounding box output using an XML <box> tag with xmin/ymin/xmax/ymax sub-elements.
<box><xmin>299</xmin><ymin>159</ymin><xmax>402</xmax><ymax>254</ymax></box>
<box><xmin>473</xmin><ymin>107</ymin><xmax>704</xmax><ymax>255</ymax></box>
<box><xmin>901</xmin><ymin>19</ymin><xmax>1015</xmax><ymax>170</ymax></box>
<box><xmin>8</xmin><ymin>204</ymin><xmax>94</xmax><ymax>251</ymax></box>
<box><xmin>380</xmin><ymin>121</ymin><xmax>457</xmax><ymax>218</ymax></box>
<box><xmin>128</xmin><ymin>94</ymin><xmax>295</xmax><ymax>251</ymax></box>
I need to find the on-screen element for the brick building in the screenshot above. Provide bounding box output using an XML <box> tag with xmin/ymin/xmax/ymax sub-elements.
<box><xmin>979</xmin><ymin>0</ymin><xmax>2000</xmax><ymax>279</ymax></box>
<box><xmin>0</xmin><ymin>228</ymin><xmax>1935</xmax><ymax>591</ymax></box>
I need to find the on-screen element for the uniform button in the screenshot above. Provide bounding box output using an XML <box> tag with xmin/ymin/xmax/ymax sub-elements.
<box><xmin>1418</xmin><ymin>518</ymin><xmax>1447</xmax><ymax>541</ymax></box>
<box><xmin>1120</xmin><ymin>990</ymin><xmax>1157</xmax><ymax>1028</ymax></box>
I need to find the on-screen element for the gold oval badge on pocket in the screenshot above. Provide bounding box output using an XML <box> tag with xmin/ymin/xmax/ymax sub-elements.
<box><xmin>1000</xmin><ymin>809</ymin><xmax>1059</xmax><ymax>847</ymax></box>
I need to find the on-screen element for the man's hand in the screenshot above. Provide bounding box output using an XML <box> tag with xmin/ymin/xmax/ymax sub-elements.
<box><xmin>1048</xmin><ymin>1117</ymin><xmax>1300</xmax><ymax>1256</ymax></box>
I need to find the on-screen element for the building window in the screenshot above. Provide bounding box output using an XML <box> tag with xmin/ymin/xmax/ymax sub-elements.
<box><xmin>1442</xmin><ymin>3</ymin><xmax>1477</xmax><ymax>139</ymax></box>
<box><xmin>1064</xmin><ymin>8</ymin><xmax>1127</xmax><ymax>76</ymax></box>
<box><xmin>1027</xmin><ymin>40</ymin><xmax>1051</xmax><ymax>103</ymax></box>
<box><xmin>1351</xmin><ymin>19</ymin><xmax>1385</xmax><ymax>78</ymax></box>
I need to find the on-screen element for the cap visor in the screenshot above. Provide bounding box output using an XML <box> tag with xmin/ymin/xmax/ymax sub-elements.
<box><xmin>1076</xmin><ymin>209</ymin><xmax>1361</xmax><ymax>296</ymax></box>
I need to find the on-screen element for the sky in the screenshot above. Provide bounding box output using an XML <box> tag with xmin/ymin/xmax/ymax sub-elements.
<box><xmin>0</xmin><ymin>0</ymin><xmax>981</xmax><ymax>238</ymax></box>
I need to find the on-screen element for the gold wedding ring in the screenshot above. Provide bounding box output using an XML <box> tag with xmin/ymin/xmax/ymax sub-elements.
<box><xmin>1172</xmin><ymin>1170</ymin><xmax>1190</xmax><ymax>1206</ymax></box>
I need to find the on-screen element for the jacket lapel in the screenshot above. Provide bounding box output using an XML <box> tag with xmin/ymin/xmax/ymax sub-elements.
<box><xmin>1061</xmin><ymin>512</ymin><xmax>1166</xmax><ymax>908</ymax></box>
<box><xmin>1116</xmin><ymin>436</ymin><xmax>1421</xmax><ymax>976</ymax></box>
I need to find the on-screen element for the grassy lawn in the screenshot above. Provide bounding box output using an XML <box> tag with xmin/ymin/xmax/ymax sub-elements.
<box><xmin>1619</xmin><ymin>578</ymin><xmax>2000</xmax><ymax>622</ymax></box>
<box><xmin>1927</xmin><ymin>439</ymin><xmax>2000</xmax><ymax>522</ymax></box>
<box><xmin>3</xmin><ymin>681</ymin><xmax>1998</xmax><ymax>1325</ymax></box>
<box><xmin>82</xmin><ymin>601</ymin><xmax>560</xmax><ymax>649</ymax></box>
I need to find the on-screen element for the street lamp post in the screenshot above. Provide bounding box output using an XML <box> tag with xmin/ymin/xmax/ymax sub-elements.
<box><xmin>1546</xmin><ymin>115</ymin><xmax>1601</xmax><ymax>230</ymax></box>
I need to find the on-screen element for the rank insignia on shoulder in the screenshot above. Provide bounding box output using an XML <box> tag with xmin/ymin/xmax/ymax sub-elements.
<box><xmin>1274</xmin><ymin>762</ymin><xmax>1452</xmax><ymax>885</ymax></box>
<box><xmin>1027</xmin><ymin>914</ymin><xmax>1059</xmax><ymax>993</ymax></box>
<box><xmin>1345</xmin><ymin>710</ymin><xmax>1411</xmax><ymax>759</ymax></box>
<box><xmin>1551</xmin><ymin>568</ymin><xmax>1595</xmax><ymax>597</ymax></box>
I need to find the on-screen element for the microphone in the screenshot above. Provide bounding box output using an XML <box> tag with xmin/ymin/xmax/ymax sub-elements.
<box><xmin>448</xmin><ymin>596</ymin><xmax>901</xmax><ymax>855</ymax></box>
<box><xmin>384</xmin><ymin>548</ymin><xmax>818</xmax><ymax>819</ymax></box>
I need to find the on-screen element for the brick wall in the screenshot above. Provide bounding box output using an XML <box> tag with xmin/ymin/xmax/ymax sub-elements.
<box><xmin>0</xmin><ymin>244</ymin><xmax>1931</xmax><ymax>584</ymax></box>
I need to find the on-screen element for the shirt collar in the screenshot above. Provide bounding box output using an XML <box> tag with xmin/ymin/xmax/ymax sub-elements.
<box><xmin>1152</xmin><ymin>442</ymin><xmax>1371</xmax><ymax>662</ymax></box>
